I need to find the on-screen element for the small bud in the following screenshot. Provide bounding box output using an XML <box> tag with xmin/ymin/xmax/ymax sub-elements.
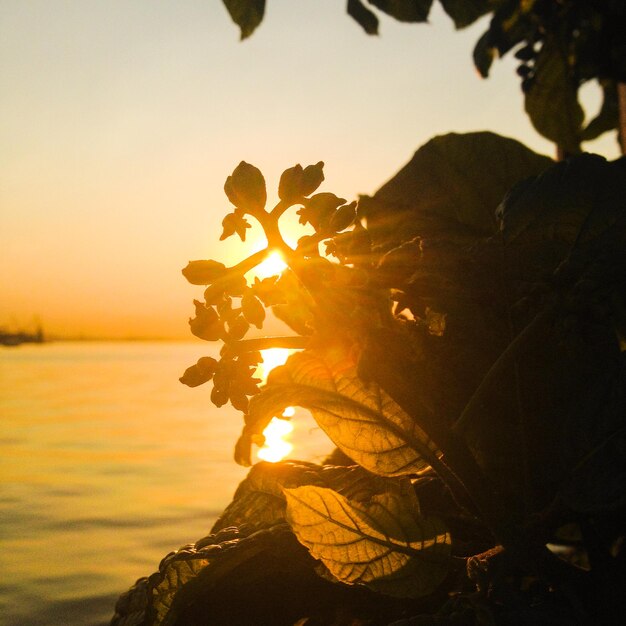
<box><xmin>329</xmin><ymin>201</ymin><xmax>357</xmax><ymax>232</ymax></box>
<box><xmin>301</xmin><ymin>162</ymin><xmax>325</xmax><ymax>196</ymax></box>
<box><xmin>182</xmin><ymin>260</ymin><xmax>227</xmax><ymax>285</ymax></box>
<box><xmin>179</xmin><ymin>356</ymin><xmax>218</xmax><ymax>387</ymax></box>
<box><xmin>241</xmin><ymin>293</ymin><xmax>266</xmax><ymax>329</ymax></box>
<box><xmin>297</xmin><ymin>193</ymin><xmax>346</xmax><ymax>231</ymax></box>
<box><xmin>224</xmin><ymin>161</ymin><xmax>267</xmax><ymax>212</ymax></box>
<box><xmin>278</xmin><ymin>164</ymin><xmax>305</xmax><ymax>203</ymax></box>
<box><xmin>227</xmin><ymin>315</ymin><xmax>250</xmax><ymax>340</ymax></box>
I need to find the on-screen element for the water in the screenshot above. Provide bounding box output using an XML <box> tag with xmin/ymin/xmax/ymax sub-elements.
<box><xmin>0</xmin><ymin>342</ymin><xmax>332</xmax><ymax>626</ymax></box>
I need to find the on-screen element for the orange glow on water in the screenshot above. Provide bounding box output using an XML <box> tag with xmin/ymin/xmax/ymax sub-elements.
<box><xmin>256</xmin><ymin>348</ymin><xmax>295</xmax><ymax>462</ymax></box>
<box><xmin>257</xmin><ymin>347</ymin><xmax>290</xmax><ymax>381</ymax></box>
<box><xmin>257</xmin><ymin>417</ymin><xmax>294</xmax><ymax>462</ymax></box>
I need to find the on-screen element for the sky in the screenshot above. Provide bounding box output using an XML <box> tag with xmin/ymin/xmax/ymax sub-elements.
<box><xmin>0</xmin><ymin>0</ymin><xmax>620</xmax><ymax>339</ymax></box>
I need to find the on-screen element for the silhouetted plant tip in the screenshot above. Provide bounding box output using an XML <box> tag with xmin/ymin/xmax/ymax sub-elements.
<box><xmin>111</xmin><ymin>2</ymin><xmax>626</xmax><ymax>623</ymax></box>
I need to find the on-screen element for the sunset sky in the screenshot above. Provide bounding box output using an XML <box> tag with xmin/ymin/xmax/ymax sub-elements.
<box><xmin>0</xmin><ymin>1</ymin><xmax>620</xmax><ymax>339</ymax></box>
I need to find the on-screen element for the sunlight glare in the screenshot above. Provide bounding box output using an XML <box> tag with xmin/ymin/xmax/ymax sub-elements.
<box><xmin>258</xmin><ymin>348</ymin><xmax>290</xmax><ymax>381</ymax></box>
<box><xmin>258</xmin><ymin>417</ymin><xmax>294</xmax><ymax>463</ymax></box>
<box><xmin>254</xmin><ymin>251</ymin><xmax>288</xmax><ymax>279</ymax></box>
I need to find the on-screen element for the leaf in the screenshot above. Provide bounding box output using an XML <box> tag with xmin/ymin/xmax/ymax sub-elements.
<box><xmin>582</xmin><ymin>81</ymin><xmax>619</xmax><ymax>142</ymax></box>
<box><xmin>524</xmin><ymin>39</ymin><xmax>584</xmax><ymax>155</ymax></box>
<box><xmin>181</xmin><ymin>260</ymin><xmax>227</xmax><ymax>285</ymax></box>
<box><xmin>112</xmin><ymin>522</ymin><xmax>402</xmax><ymax>626</ymax></box>
<box><xmin>179</xmin><ymin>356</ymin><xmax>218</xmax><ymax>387</ymax></box>
<box><xmin>439</xmin><ymin>0</ymin><xmax>490</xmax><ymax>29</ymax></box>
<box><xmin>212</xmin><ymin>460</ymin><xmax>402</xmax><ymax>533</ymax></box>
<box><xmin>497</xmin><ymin>154</ymin><xmax>626</xmax><ymax>252</ymax></box>
<box><xmin>224</xmin><ymin>161</ymin><xmax>267</xmax><ymax>212</ymax></box>
<box><xmin>284</xmin><ymin>486</ymin><xmax>451</xmax><ymax>598</ymax></box>
<box><xmin>347</xmin><ymin>0</ymin><xmax>379</xmax><ymax>35</ymax></box>
<box><xmin>367</xmin><ymin>0</ymin><xmax>433</xmax><ymax>23</ymax></box>
<box><xmin>123</xmin><ymin>525</ymin><xmax>312</xmax><ymax>626</ymax></box>
<box><xmin>473</xmin><ymin>30</ymin><xmax>495</xmax><ymax>78</ymax></box>
<box><xmin>236</xmin><ymin>347</ymin><xmax>440</xmax><ymax>475</ymax></box>
<box><xmin>222</xmin><ymin>0</ymin><xmax>265</xmax><ymax>40</ymax></box>
<box><xmin>359</xmin><ymin>132</ymin><xmax>552</xmax><ymax>246</ymax></box>
<box><xmin>220</xmin><ymin>212</ymin><xmax>251</xmax><ymax>242</ymax></box>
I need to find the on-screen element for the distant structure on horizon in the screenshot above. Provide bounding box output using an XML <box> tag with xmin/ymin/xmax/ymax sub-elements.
<box><xmin>0</xmin><ymin>318</ymin><xmax>45</xmax><ymax>347</ymax></box>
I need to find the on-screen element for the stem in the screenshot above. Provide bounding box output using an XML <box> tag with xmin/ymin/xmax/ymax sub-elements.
<box><xmin>230</xmin><ymin>248</ymin><xmax>271</xmax><ymax>275</ymax></box>
<box><xmin>270</xmin><ymin>198</ymin><xmax>295</xmax><ymax>220</ymax></box>
<box><xmin>228</xmin><ymin>336</ymin><xmax>310</xmax><ymax>355</ymax></box>
<box><xmin>618</xmin><ymin>82</ymin><xmax>626</xmax><ymax>155</ymax></box>
<box><xmin>452</xmin><ymin>305</ymin><xmax>555</xmax><ymax>435</ymax></box>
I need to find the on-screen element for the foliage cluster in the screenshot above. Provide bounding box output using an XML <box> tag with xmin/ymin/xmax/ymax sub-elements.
<box><xmin>111</xmin><ymin>3</ymin><xmax>625</xmax><ymax>625</ymax></box>
<box><xmin>224</xmin><ymin>0</ymin><xmax>626</xmax><ymax>155</ymax></box>
<box><xmin>113</xmin><ymin>132</ymin><xmax>625</xmax><ymax>625</ymax></box>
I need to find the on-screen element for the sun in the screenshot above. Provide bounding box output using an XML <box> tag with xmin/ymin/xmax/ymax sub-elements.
<box><xmin>257</xmin><ymin>348</ymin><xmax>290</xmax><ymax>381</ymax></box>
<box><xmin>253</xmin><ymin>251</ymin><xmax>288</xmax><ymax>279</ymax></box>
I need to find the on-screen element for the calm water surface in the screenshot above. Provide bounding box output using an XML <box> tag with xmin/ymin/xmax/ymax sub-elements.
<box><xmin>0</xmin><ymin>342</ymin><xmax>331</xmax><ymax>626</ymax></box>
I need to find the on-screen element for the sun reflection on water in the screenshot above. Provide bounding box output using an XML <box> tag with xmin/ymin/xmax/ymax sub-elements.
<box><xmin>256</xmin><ymin>348</ymin><xmax>295</xmax><ymax>463</ymax></box>
<box><xmin>257</xmin><ymin>417</ymin><xmax>294</xmax><ymax>462</ymax></box>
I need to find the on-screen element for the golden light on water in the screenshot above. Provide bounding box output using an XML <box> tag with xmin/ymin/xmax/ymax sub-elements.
<box><xmin>257</xmin><ymin>417</ymin><xmax>294</xmax><ymax>462</ymax></box>
<box><xmin>257</xmin><ymin>348</ymin><xmax>295</xmax><ymax>463</ymax></box>
<box><xmin>257</xmin><ymin>347</ymin><xmax>291</xmax><ymax>381</ymax></box>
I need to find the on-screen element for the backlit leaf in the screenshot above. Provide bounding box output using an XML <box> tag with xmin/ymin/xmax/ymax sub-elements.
<box><xmin>212</xmin><ymin>460</ymin><xmax>401</xmax><ymax>533</ymax></box>
<box><xmin>284</xmin><ymin>486</ymin><xmax>451</xmax><ymax>598</ymax></box>
<box><xmin>236</xmin><ymin>347</ymin><xmax>440</xmax><ymax>475</ymax></box>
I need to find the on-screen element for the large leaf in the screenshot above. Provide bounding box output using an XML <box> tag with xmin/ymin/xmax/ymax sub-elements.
<box><xmin>359</xmin><ymin>132</ymin><xmax>551</xmax><ymax>246</ymax></box>
<box><xmin>284</xmin><ymin>486</ymin><xmax>451</xmax><ymax>598</ymax></box>
<box><xmin>439</xmin><ymin>0</ymin><xmax>491</xmax><ymax>29</ymax></box>
<box><xmin>497</xmin><ymin>154</ymin><xmax>626</xmax><ymax>251</ymax></box>
<box><xmin>114</xmin><ymin>523</ymin><xmax>397</xmax><ymax>626</ymax></box>
<box><xmin>222</xmin><ymin>0</ymin><xmax>265</xmax><ymax>40</ymax></box>
<box><xmin>368</xmin><ymin>0</ymin><xmax>433</xmax><ymax>23</ymax></box>
<box><xmin>524</xmin><ymin>39</ymin><xmax>584</xmax><ymax>155</ymax></box>
<box><xmin>212</xmin><ymin>460</ymin><xmax>416</xmax><ymax>533</ymax></box>
<box><xmin>347</xmin><ymin>0</ymin><xmax>379</xmax><ymax>35</ymax></box>
<box><xmin>235</xmin><ymin>347</ymin><xmax>440</xmax><ymax>476</ymax></box>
